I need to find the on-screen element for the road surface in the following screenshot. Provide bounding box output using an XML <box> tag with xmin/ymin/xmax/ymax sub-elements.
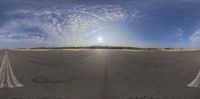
<box><xmin>0</xmin><ymin>49</ymin><xmax>200</xmax><ymax>99</ymax></box>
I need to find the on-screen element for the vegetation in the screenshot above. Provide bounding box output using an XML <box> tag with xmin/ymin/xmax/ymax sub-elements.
<box><xmin>26</xmin><ymin>45</ymin><xmax>160</xmax><ymax>50</ymax></box>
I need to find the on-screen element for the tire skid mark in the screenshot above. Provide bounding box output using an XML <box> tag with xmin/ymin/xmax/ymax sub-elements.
<box><xmin>8</xmin><ymin>50</ymin><xmax>100</xmax><ymax>88</ymax></box>
<box><xmin>11</xmin><ymin>51</ymin><xmax>98</xmax><ymax>67</ymax></box>
<box><xmin>101</xmin><ymin>52</ymin><xmax>119</xmax><ymax>99</ymax></box>
<box><xmin>115</xmin><ymin>52</ymin><xmax>198</xmax><ymax>71</ymax></box>
<box><xmin>12</xmin><ymin>53</ymin><xmax>70</xmax><ymax>67</ymax></box>
<box><xmin>32</xmin><ymin>76</ymin><xmax>80</xmax><ymax>84</ymax></box>
<box><xmin>113</xmin><ymin>51</ymin><xmax>198</xmax><ymax>82</ymax></box>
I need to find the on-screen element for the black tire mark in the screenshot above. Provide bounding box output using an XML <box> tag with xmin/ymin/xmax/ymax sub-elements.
<box><xmin>101</xmin><ymin>52</ymin><xmax>118</xmax><ymax>99</ymax></box>
<box><xmin>116</xmin><ymin>52</ymin><xmax>194</xmax><ymax>71</ymax></box>
<box><xmin>32</xmin><ymin>76</ymin><xmax>80</xmax><ymax>84</ymax></box>
<box><xmin>12</xmin><ymin>51</ymin><xmax>97</xmax><ymax>67</ymax></box>
<box><xmin>115</xmin><ymin>52</ymin><xmax>198</xmax><ymax>70</ymax></box>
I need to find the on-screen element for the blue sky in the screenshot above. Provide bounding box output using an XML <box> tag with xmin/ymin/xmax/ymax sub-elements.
<box><xmin>0</xmin><ymin>0</ymin><xmax>200</xmax><ymax>48</ymax></box>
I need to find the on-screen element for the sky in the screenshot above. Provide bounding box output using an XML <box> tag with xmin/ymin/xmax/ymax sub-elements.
<box><xmin>0</xmin><ymin>0</ymin><xmax>200</xmax><ymax>48</ymax></box>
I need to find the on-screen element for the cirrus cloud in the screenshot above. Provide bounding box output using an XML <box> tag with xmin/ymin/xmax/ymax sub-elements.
<box><xmin>0</xmin><ymin>4</ymin><xmax>139</xmax><ymax>47</ymax></box>
<box><xmin>189</xmin><ymin>28</ymin><xmax>200</xmax><ymax>47</ymax></box>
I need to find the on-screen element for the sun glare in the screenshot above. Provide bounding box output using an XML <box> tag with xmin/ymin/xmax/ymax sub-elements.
<box><xmin>97</xmin><ymin>36</ymin><xmax>104</xmax><ymax>44</ymax></box>
<box><xmin>98</xmin><ymin>37</ymin><xmax>102</xmax><ymax>41</ymax></box>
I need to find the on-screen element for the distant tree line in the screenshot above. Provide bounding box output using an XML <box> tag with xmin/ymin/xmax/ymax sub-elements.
<box><xmin>24</xmin><ymin>45</ymin><xmax>160</xmax><ymax>50</ymax></box>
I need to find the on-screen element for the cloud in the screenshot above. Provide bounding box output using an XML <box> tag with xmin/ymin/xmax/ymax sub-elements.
<box><xmin>0</xmin><ymin>4</ymin><xmax>139</xmax><ymax>47</ymax></box>
<box><xmin>180</xmin><ymin>0</ymin><xmax>200</xmax><ymax>3</ymax></box>
<box><xmin>167</xmin><ymin>28</ymin><xmax>184</xmax><ymax>41</ymax></box>
<box><xmin>189</xmin><ymin>28</ymin><xmax>200</xmax><ymax>47</ymax></box>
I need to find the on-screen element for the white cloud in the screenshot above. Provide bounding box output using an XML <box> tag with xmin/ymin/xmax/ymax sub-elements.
<box><xmin>180</xmin><ymin>0</ymin><xmax>200</xmax><ymax>3</ymax></box>
<box><xmin>0</xmin><ymin>4</ymin><xmax>139</xmax><ymax>47</ymax></box>
<box><xmin>189</xmin><ymin>28</ymin><xmax>200</xmax><ymax>47</ymax></box>
<box><xmin>167</xmin><ymin>28</ymin><xmax>184</xmax><ymax>40</ymax></box>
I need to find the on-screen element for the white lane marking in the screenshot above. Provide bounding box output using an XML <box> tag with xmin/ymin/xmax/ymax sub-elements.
<box><xmin>0</xmin><ymin>51</ymin><xmax>24</xmax><ymax>88</ymax></box>
<box><xmin>187</xmin><ymin>70</ymin><xmax>200</xmax><ymax>88</ymax></box>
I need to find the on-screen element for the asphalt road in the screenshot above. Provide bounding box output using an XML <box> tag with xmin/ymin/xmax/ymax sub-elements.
<box><xmin>0</xmin><ymin>49</ymin><xmax>200</xmax><ymax>99</ymax></box>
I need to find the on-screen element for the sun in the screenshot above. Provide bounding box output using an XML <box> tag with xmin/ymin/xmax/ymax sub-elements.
<box><xmin>97</xmin><ymin>36</ymin><xmax>104</xmax><ymax>44</ymax></box>
<box><xmin>98</xmin><ymin>37</ymin><xmax>102</xmax><ymax>41</ymax></box>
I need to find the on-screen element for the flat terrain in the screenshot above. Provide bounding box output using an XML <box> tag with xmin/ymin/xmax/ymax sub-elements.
<box><xmin>0</xmin><ymin>49</ymin><xmax>200</xmax><ymax>99</ymax></box>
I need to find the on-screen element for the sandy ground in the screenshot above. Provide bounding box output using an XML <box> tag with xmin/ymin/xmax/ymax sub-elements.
<box><xmin>0</xmin><ymin>49</ymin><xmax>200</xmax><ymax>99</ymax></box>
